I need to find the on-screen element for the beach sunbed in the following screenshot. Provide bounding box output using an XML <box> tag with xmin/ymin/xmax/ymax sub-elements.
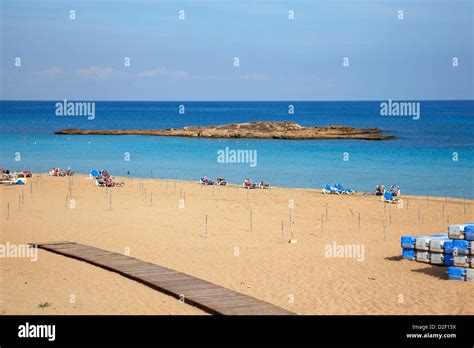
<box><xmin>89</xmin><ymin>169</ymin><xmax>100</xmax><ymax>179</ymax></box>
<box><xmin>243</xmin><ymin>179</ymin><xmax>255</xmax><ymax>189</ymax></box>
<box><xmin>383</xmin><ymin>191</ymin><xmax>402</xmax><ymax>204</ymax></box>
<box><xmin>322</xmin><ymin>184</ymin><xmax>340</xmax><ymax>194</ymax></box>
<box><xmin>216</xmin><ymin>178</ymin><xmax>227</xmax><ymax>186</ymax></box>
<box><xmin>334</xmin><ymin>183</ymin><xmax>354</xmax><ymax>194</ymax></box>
<box><xmin>200</xmin><ymin>177</ymin><xmax>214</xmax><ymax>185</ymax></box>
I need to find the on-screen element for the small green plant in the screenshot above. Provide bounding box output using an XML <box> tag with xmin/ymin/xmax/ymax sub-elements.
<box><xmin>38</xmin><ymin>302</ymin><xmax>52</xmax><ymax>309</ymax></box>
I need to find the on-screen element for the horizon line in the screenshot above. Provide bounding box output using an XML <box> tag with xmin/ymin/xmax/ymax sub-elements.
<box><xmin>1</xmin><ymin>98</ymin><xmax>473</xmax><ymax>103</ymax></box>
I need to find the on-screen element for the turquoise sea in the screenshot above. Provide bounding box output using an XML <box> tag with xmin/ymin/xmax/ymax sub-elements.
<box><xmin>0</xmin><ymin>100</ymin><xmax>473</xmax><ymax>197</ymax></box>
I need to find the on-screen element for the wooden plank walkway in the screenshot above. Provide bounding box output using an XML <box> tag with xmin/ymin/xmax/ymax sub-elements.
<box><xmin>30</xmin><ymin>241</ymin><xmax>294</xmax><ymax>315</ymax></box>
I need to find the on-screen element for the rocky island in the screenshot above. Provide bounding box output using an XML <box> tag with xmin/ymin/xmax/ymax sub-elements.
<box><xmin>55</xmin><ymin>121</ymin><xmax>395</xmax><ymax>140</ymax></box>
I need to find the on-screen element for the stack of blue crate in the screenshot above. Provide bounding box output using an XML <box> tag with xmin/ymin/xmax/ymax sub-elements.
<box><xmin>400</xmin><ymin>223</ymin><xmax>474</xmax><ymax>282</ymax></box>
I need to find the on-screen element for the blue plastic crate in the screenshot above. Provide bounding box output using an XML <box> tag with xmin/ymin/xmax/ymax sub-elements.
<box><xmin>448</xmin><ymin>267</ymin><xmax>466</xmax><ymax>281</ymax></box>
<box><xmin>449</xmin><ymin>223</ymin><xmax>474</xmax><ymax>240</ymax></box>
<box><xmin>453</xmin><ymin>240</ymin><xmax>470</xmax><ymax>255</ymax></box>
<box><xmin>453</xmin><ymin>255</ymin><xmax>471</xmax><ymax>268</ymax></box>
<box><xmin>430</xmin><ymin>253</ymin><xmax>445</xmax><ymax>265</ymax></box>
<box><xmin>465</xmin><ymin>225</ymin><xmax>474</xmax><ymax>241</ymax></box>
<box><xmin>402</xmin><ymin>249</ymin><xmax>416</xmax><ymax>261</ymax></box>
<box><xmin>430</xmin><ymin>238</ymin><xmax>453</xmax><ymax>253</ymax></box>
<box><xmin>401</xmin><ymin>236</ymin><xmax>417</xmax><ymax>249</ymax></box>
<box><xmin>444</xmin><ymin>254</ymin><xmax>454</xmax><ymax>267</ymax></box>
<box><xmin>444</xmin><ymin>240</ymin><xmax>455</xmax><ymax>254</ymax></box>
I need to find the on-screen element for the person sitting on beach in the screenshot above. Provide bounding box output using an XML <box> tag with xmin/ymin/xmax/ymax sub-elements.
<box><xmin>389</xmin><ymin>184</ymin><xmax>400</xmax><ymax>196</ymax></box>
<box><xmin>243</xmin><ymin>179</ymin><xmax>251</xmax><ymax>188</ymax></box>
<box><xmin>375</xmin><ymin>185</ymin><xmax>385</xmax><ymax>196</ymax></box>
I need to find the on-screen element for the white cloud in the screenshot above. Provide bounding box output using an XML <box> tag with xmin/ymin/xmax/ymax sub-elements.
<box><xmin>36</xmin><ymin>67</ymin><xmax>64</xmax><ymax>78</ymax></box>
<box><xmin>74</xmin><ymin>66</ymin><xmax>126</xmax><ymax>79</ymax></box>
<box><xmin>137</xmin><ymin>68</ymin><xmax>188</xmax><ymax>79</ymax></box>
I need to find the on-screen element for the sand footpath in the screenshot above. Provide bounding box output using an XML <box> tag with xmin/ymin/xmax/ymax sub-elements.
<box><xmin>1</xmin><ymin>174</ymin><xmax>473</xmax><ymax>315</ymax></box>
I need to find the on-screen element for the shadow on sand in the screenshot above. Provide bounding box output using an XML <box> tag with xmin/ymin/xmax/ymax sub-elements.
<box><xmin>411</xmin><ymin>266</ymin><xmax>448</xmax><ymax>280</ymax></box>
<box><xmin>384</xmin><ymin>255</ymin><xmax>403</xmax><ymax>262</ymax></box>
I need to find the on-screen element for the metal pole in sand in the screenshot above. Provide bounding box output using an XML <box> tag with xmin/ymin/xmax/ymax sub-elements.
<box><xmin>383</xmin><ymin>223</ymin><xmax>387</xmax><ymax>242</ymax></box>
<box><xmin>358</xmin><ymin>213</ymin><xmax>361</xmax><ymax>231</ymax></box>
<box><xmin>250</xmin><ymin>209</ymin><xmax>253</xmax><ymax>232</ymax></box>
<box><xmin>289</xmin><ymin>208</ymin><xmax>292</xmax><ymax>234</ymax></box>
<box><xmin>65</xmin><ymin>195</ymin><xmax>68</xmax><ymax>208</ymax></box>
<box><xmin>325</xmin><ymin>203</ymin><xmax>328</xmax><ymax>221</ymax></box>
<box><xmin>30</xmin><ymin>181</ymin><xmax>33</xmax><ymax>197</ymax></box>
<box><xmin>7</xmin><ymin>202</ymin><xmax>9</xmax><ymax>221</ymax></box>
<box><xmin>109</xmin><ymin>192</ymin><xmax>112</xmax><ymax>210</ymax></box>
<box><xmin>150</xmin><ymin>192</ymin><xmax>153</xmax><ymax>206</ymax></box>
<box><xmin>281</xmin><ymin>220</ymin><xmax>284</xmax><ymax>242</ymax></box>
<box><xmin>205</xmin><ymin>214</ymin><xmax>208</xmax><ymax>237</ymax></box>
<box><xmin>389</xmin><ymin>209</ymin><xmax>392</xmax><ymax>225</ymax></box>
<box><xmin>321</xmin><ymin>214</ymin><xmax>324</xmax><ymax>236</ymax></box>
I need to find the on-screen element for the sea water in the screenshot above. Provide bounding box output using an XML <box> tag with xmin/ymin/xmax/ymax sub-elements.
<box><xmin>0</xmin><ymin>100</ymin><xmax>472</xmax><ymax>197</ymax></box>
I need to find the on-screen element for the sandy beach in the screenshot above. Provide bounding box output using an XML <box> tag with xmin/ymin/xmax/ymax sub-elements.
<box><xmin>1</xmin><ymin>174</ymin><xmax>473</xmax><ymax>315</ymax></box>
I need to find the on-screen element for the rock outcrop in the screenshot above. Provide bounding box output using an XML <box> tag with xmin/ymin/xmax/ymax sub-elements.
<box><xmin>55</xmin><ymin>121</ymin><xmax>395</xmax><ymax>140</ymax></box>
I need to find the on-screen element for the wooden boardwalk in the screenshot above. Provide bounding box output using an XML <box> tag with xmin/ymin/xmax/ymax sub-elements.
<box><xmin>30</xmin><ymin>241</ymin><xmax>294</xmax><ymax>315</ymax></box>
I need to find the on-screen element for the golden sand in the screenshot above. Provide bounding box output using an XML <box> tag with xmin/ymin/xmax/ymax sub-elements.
<box><xmin>1</xmin><ymin>174</ymin><xmax>473</xmax><ymax>315</ymax></box>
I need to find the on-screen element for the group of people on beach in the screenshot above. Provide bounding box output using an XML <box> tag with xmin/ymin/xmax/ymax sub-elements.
<box><xmin>323</xmin><ymin>182</ymin><xmax>401</xmax><ymax>199</ymax></box>
<box><xmin>0</xmin><ymin>167</ymin><xmax>31</xmax><ymax>185</ymax></box>
<box><xmin>374</xmin><ymin>184</ymin><xmax>400</xmax><ymax>196</ymax></box>
<box><xmin>199</xmin><ymin>176</ymin><xmax>227</xmax><ymax>186</ymax></box>
<box><xmin>0</xmin><ymin>165</ymin><xmax>403</xmax><ymax>199</ymax></box>
<box><xmin>199</xmin><ymin>176</ymin><xmax>271</xmax><ymax>189</ymax></box>
<box><xmin>242</xmin><ymin>178</ymin><xmax>270</xmax><ymax>189</ymax></box>
<box><xmin>49</xmin><ymin>167</ymin><xmax>74</xmax><ymax>177</ymax></box>
<box><xmin>90</xmin><ymin>169</ymin><xmax>125</xmax><ymax>187</ymax></box>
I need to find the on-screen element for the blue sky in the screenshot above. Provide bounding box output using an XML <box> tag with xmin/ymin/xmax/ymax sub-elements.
<box><xmin>1</xmin><ymin>0</ymin><xmax>472</xmax><ymax>100</ymax></box>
